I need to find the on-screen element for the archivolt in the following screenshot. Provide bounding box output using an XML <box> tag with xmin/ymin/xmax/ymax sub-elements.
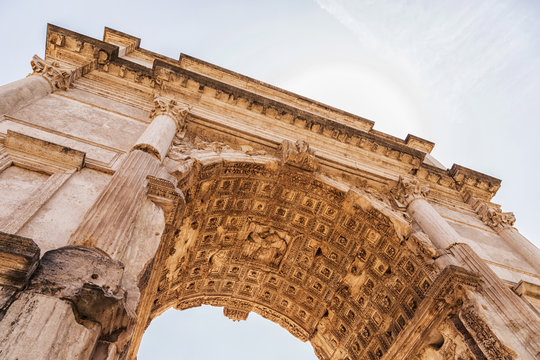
<box><xmin>148</xmin><ymin>152</ymin><xmax>438</xmax><ymax>360</ymax></box>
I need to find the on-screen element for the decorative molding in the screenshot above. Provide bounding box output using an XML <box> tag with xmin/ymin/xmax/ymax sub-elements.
<box><xmin>449</xmin><ymin>164</ymin><xmax>501</xmax><ymax>201</ymax></box>
<box><xmin>0</xmin><ymin>145</ymin><xmax>12</xmax><ymax>173</ymax></box>
<box><xmin>29</xmin><ymin>55</ymin><xmax>75</xmax><ymax>91</ymax></box>
<box><xmin>5</xmin><ymin>130</ymin><xmax>85</xmax><ymax>172</ymax></box>
<box><xmin>459</xmin><ymin>304</ymin><xmax>516</xmax><ymax>360</ymax></box>
<box><xmin>146</xmin><ymin>175</ymin><xmax>185</xmax><ymax>227</ymax></box>
<box><xmin>467</xmin><ymin>195</ymin><xmax>515</xmax><ymax>231</ymax></box>
<box><xmin>381</xmin><ymin>265</ymin><xmax>480</xmax><ymax>360</ymax></box>
<box><xmin>0</xmin><ymin>170</ymin><xmax>75</xmax><ymax>234</ymax></box>
<box><xmin>223</xmin><ymin>307</ymin><xmax>250</xmax><ymax>321</ymax></box>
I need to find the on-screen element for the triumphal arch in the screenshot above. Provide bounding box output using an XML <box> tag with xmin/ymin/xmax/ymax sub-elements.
<box><xmin>0</xmin><ymin>25</ymin><xmax>539</xmax><ymax>360</ymax></box>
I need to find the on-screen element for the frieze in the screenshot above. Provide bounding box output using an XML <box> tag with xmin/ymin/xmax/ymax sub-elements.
<box><xmin>459</xmin><ymin>304</ymin><xmax>515</xmax><ymax>360</ymax></box>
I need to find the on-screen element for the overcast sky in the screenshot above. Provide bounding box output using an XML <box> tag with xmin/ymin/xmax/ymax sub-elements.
<box><xmin>1</xmin><ymin>1</ymin><xmax>539</xmax><ymax>359</ymax></box>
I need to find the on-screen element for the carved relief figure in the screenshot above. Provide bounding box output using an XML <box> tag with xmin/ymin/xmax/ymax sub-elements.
<box><xmin>241</xmin><ymin>226</ymin><xmax>288</xmax><ymax>267</ymax></box>
<box><xmin>278</xmin><ymin>139</ymin><xmax>319</xmax><ymax>171</ymax></box>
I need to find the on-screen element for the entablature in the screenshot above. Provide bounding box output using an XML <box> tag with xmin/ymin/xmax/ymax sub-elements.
<box><xmin>42</xmin><ymin>24</ymin><xmax>503</xmax><ymax>207</ymax></box>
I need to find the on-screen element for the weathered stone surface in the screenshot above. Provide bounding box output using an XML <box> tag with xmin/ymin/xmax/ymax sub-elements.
<box><xmin>0</xmin><ymin>232</ymin><xmax>40</xmax><ymax>311</ymax></box>
<box><xmin>0</xmin><ymin>292</ymin><xmax>100</xmax><ymax>360</ymax></box>
<box><xmin>27</xmin><ymin>246</ymin><xmax>129</xmax><ymax>337</ymax></box>
<box><xmin>0</xmin><ymin>24</ymin><xmax>538</xmax><ymax>360</ymax></box>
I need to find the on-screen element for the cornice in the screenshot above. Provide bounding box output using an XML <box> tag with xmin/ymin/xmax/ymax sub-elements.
<box><xmin>43</xmin><ymin>25</ymin><xmax>503</xmax><ymax>202</ymax></box>
<box><xmin>46</xmin><ymin>24</ymin><xmax>119</xmax><ymax>67</ymax></box>
<box><xmin>449</xmin><ymin>164</ymin><xmax>501</xmax><ymax>201</ymax></box>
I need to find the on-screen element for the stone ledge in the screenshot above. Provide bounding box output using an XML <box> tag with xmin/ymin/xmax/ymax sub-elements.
<box><xmin>0</xmin><ymin>231</ymin><xmax>40</xmax><ymax>288</ymax></box>
<box><xmin>5</xmin><ymin>130</ymin><xmax>86</xmax><ymax>170</ymax></box>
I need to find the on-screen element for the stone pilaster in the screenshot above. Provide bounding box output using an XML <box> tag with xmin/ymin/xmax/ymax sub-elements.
<box><xmin>0</xmin><ymin>170</ymin><xmax>75</xmax><ymax>234</ymax></box>
<box><xmin>471</xmin><ymin>198</ymin><xmax>540</xmax><ymax>273</ymax></box>
<box><xmin>0</xmin><ymin>55</ymin><xmax>74</xmax><ymax>115</ymax></box>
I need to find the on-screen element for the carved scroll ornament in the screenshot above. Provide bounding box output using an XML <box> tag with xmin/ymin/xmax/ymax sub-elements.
<box><xmin>476</xmin><ymin>203</ymin><xmax>516</xmax><ymax>231</ymax></box>
<box><xmin>459</xmin><ymin>305</ymin><xmax>515</xmax><ymax>360</ymax></box>
<box><xmin>389</xmin><ymin>176</ymin><xmax>430</xmax><ymax>209</ymax></box>
<box><xmin>150</xmin><ymin>95</ymin><xmax>190</xmax><ymax>130</ymax></box>
<box><xmin>29</xmin><ymin>55</ymin><xmax>74</xmax><ymax>91</ymax></box>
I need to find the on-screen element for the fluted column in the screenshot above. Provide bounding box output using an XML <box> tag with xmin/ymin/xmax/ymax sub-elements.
<box><xmin>390</xmin><ymin>177</ymin><xmax>540</xmax><ymax>358</ymax></box>
<box><xmin>0</xmin><ymin>55</ymin><xmax>74</xmax><ymax>115</ymax></box>
<box><xmin>69</xmin><ymin>96</ymin><xmax>188</xmax><ymax>260</ymax></box>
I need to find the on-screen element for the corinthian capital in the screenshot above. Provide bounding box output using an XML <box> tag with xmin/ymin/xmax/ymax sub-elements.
<box><xmin>475</xmin><ymin>202</ymin><xmax>516</xmax><ymax>231</ymax></box>
<box><xmin>150</xmin><ymin>95</ymin><xmax>190</xmax><ymax>130</ymax></box>
<box><xmin>29</xmin><ymin>55</ymin><xmax>74</xmax><ymax>91</ymax></box>
<box><xmin>389</xmin><ymin>176</ymin><xmax>429</xmax><ymax>209</ymax></box>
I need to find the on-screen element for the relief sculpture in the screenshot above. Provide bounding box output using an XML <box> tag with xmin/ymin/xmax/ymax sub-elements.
<box><xmin>241</xmin><ymin>226</ymin><xmax>289</xmax><ymax>268</ymax></box>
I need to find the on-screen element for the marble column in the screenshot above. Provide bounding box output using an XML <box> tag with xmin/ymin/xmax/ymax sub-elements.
<box><xmin>390</xmin><ymin>176</ymin><xmax>459</xmax><ymax>249</ymax></box>
<box><xmin>0</xmin><ymin>55</ymin><xmax>74</xmax><ymax>115</ymax></box>
<box><xmin>390</xmin><ymin>177</ymin><xmax>540</xmax><ymax>359</ymax></box>
<box><xmin>69</xmin><ymin>95</ymin><xmax>188</xmax><ymax>260</ymax></box>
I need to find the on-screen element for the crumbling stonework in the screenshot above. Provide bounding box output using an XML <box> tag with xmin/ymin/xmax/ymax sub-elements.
<box><xmin>0</xmin><ymin>25</ymin><xmax>539</xmax><ymax>359</ymax></box>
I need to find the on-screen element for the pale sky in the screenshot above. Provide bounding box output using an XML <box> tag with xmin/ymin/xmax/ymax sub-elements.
<box><xmin>1</xmin><ymin>1</ymin><xmax>539</xmax><ymax>359</ymax></box>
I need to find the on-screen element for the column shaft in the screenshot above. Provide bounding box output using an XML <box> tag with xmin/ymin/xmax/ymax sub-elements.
<box><xmin>69</xmin><ymin>150</ymin><xmax>161</xmax><ymax>259</ymax></box>
<box><xmin>132</xmin><ymin>114</ymin><xmax>177</xmax><ymax>161</ymax></box>
<box><xmin>0</xmin><ymin>76</ymin><xmax>51</xmax><ymax>115</ymax></box>
<box><xmin>407</xmin><ymin>198</ymin><xmax>459</xmax><ymax>249</ymax></box>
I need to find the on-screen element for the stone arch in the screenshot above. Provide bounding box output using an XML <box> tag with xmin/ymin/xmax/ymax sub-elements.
<box><xmin>140</xmin><ymin>152</ymin><xmax>442</xmax><ymax>360</ymax></box>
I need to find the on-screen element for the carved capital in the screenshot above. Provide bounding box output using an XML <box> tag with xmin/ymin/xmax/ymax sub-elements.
<box><xmin>389</xmin><ymin>176</ymin><xmax>429</xmax><ymax>209</ymax></box>
<box><xmin>29</xmin><ymin>55</ymin><xmax>74</xmax><ymax>91</ymax></box>
<box><xmin>146</xmin><ymin>175</ymin><xmax>185</xmax><ymax>226</ymax></box>
<box><xmin>470</xmin><ymin>198</ymin><xmax>516</xmax><ymax>231</ymax></box>
<box><xmin>278</xmin><ymin>139</ymin><xmax>319</xmax><ymax>171</ymax></box>
<box><xmin>150</xmin><ymin>95</ymin><xmax>190</xmax><ymax>130</ymax></box>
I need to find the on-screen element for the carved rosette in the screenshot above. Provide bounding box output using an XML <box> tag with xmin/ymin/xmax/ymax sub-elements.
<box><xmin>278</xmin><ymin>139</ymin><xmax>319</xmax><ymax>171</ymax></box>
<box><xmin>150</xmin><ymin>95</ymin><xmax>190</xmax><ymax>130</ymax></box>
<box><xmin>29</xmin><ymin>55</ymin><xmax>74</xmax><ymax>91</ymax></box>
<box><xmin>389</xmin><ymin>176</ymin><xmax>430</xmax><ymax>209</ymax></box>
